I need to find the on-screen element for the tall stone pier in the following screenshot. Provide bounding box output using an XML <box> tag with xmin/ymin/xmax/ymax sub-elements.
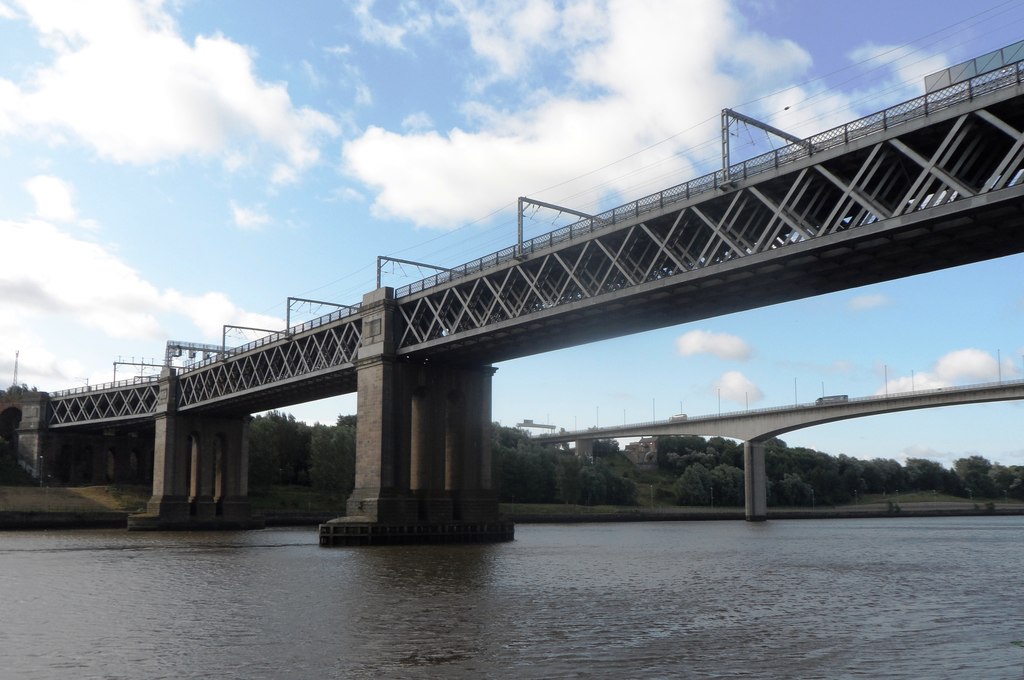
<box><xmin>129</xmin><ymin>368</ymin><xmax>261</xmax><ymax>530</ymax></box>
<box><xmin>320</xmin><ymin>287</ymin><xmax>513</xmax><ymax>546</ymax></box>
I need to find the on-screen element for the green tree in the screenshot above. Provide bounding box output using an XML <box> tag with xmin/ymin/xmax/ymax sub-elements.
<box><xmin>600</xmin><ymin>461</ymin><xmax>638</xmax><ymax>505</ymax></box>
<box><xmin>309</xmin><ymin>416</ymin><xmax>356</xmax><ymax>498</ymax></box>
<box><xmin>709</xmin><ymin>463</ymin><xmax>745</xmax><ymax>506</ymax></box>
<box><xmin>492</xmin><ymin>424</ymin><xmax>560</xmax><ymax>503</ymax></box>
<box><xmin>674</xmin><ymin>462</ymin><xmax>712</xmax><ymax>505</ymax></box>
<box><xmin>591</xmin><ymin>439</ymin><xmax>620</xmax><ymax>457</ymax></box>
<box><xmin>904</xmin><ymin>457</ymin><xmax>960</xmax><ymax>494</ymax></box>
<box><xmin>248</xmin><ymin>411</ymin><xmax>312</xmax><ymax>487</ymax></box>
<box><xmin>557</xmin><ymin>455</ymin><xmax>583</xmax><ymax>504</ymax></box>
<box><xmin>954</xmin><ymin>455</ymin><xmax>997</xmax><ymax>498</ymax></box>
<box><xmin>777</xmin><ymin>472</ymin><xmax>813</xmax><ymax>506</ymax></box>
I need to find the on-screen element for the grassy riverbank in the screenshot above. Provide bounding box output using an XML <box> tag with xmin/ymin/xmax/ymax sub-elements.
<box><xmin>1</xmin><ymin>485</ymin><xmax>1021</xmax><ymax>528</ymax></box>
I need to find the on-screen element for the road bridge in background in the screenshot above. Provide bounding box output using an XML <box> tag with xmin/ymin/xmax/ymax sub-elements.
<box><xmin>534</xmin><ymin>380</ymin><xmax>1024</xmax><ymax>519</ymax></box>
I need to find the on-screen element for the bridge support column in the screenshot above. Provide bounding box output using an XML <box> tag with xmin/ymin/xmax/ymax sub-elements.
<box><xmin>321</xmin><ymin>287</ymin><xmax>512</xmax><ymax>546</ymax></box>
<box><xmin>411</xmin><ymin>371</ymin><xmax>451</xmax><ymax>523</ymax></box>
<box><xmin>575</xmin><ymin>439</ymin><xmax>594</xmax><ymax>462</ymax></box>
<box><xmin>15</xmin><ymin>392</ymin><xmax>52</xmax><ymax>481</ymax></box>
<box><xmin>445</xmin><ymin>364</ymin><xmax>500</xmax><ymax>523</ymax></box>
<box><xmin>130</xmin><ymin>369</ymin><xmax>260</xmax><ymax>530</ymax></box>
<box><xmin>744</xmin><ymin>440</ymin><xmax>768</xmax><ymax>521</ymax></box>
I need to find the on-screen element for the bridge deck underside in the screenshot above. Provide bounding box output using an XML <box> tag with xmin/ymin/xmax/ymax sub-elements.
<box><xmin>400</xmin><ymin>94</ymin><xmax>1024</xmax><ymax>365</ymax></box>
<box><xmin>181</xmin><ymin>368</ymin><xmax>359</xmax><ymax>417</ymax></box>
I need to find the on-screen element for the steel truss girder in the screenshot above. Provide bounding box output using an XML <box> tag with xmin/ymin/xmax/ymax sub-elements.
<box><xmin>44</xmin><ymin>94</ymin><xmax>1024</xmax><ymax>425</ymax></box>
<box><xmin>397</xmin><ymin>99</ymin><xmax>1024</xmax><ymax>353</ymax></box>
<box><xmin>176</xmin><ymin>320</ymin><xmax>362</xmax><ymax>409</ymax></box>
<box><xmin>49</xmin><ymin>382</ymin><xmax>160</xmax><ymax>426</ymax></box>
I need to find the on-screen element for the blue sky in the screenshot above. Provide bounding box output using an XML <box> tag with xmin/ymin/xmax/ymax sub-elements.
<box><xmin>1</xmin><ymin>0</ymin><xmax>1022</xmax><ymax>467</ymax></box>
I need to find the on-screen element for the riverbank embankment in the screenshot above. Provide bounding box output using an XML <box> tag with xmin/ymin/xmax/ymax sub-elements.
<box><xmin>2</xmin><ymin>486</ymin><xmax>1022</xmax><ymax>529</ymax></box>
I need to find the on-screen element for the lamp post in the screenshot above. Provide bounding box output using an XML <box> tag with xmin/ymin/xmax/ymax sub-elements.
<box><xmin>39</xmin><ymin>455</ymin><xmax>44</xmax><ymax>487</ymax></box>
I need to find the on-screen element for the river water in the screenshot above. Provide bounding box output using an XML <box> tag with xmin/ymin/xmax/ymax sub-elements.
<box><xmin>0</xmin><ymin>517</ymin><xmax>1021</xmax><ymax>679</ymax></box>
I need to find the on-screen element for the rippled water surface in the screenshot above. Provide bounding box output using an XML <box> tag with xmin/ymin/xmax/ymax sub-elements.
<box><xmin>1</xmin><ymin>517</ymin><xmax>1021</xmax><ymax>679</ymax></box>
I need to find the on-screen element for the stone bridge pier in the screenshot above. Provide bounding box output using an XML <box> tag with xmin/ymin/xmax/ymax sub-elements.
<box><xmin>129</xmin><ymin>369</ymin><xmax>261</xmax><ymax>530</ymax></box>
<box><xmin>320</xmin><ymin>288</ymin><xmax>514</xmax><ymax>546</ymax></box>
<box><xmin>15</xmin><ymin>393</ymin><xmax>154</xmax><ymax>486</ymax></box>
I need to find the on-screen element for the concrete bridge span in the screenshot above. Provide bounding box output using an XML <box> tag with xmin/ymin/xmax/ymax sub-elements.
<box><xmin>536</xmin><ymin>380</ymin><xmax>1024</xmax><ymax>520</ymax></box>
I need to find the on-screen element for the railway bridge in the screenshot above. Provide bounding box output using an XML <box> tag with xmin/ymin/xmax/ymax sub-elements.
<box><xmin>14</xmin><ymin>48</ymin><xmax>1024</xmax><ymax>543</ymax></box>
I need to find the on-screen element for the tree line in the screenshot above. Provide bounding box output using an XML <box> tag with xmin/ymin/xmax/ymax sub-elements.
<box><xmin>181</xmin><ymin>414</ymin><xmax>1024</xmax><ymax>507</ymax></box>
<box><xmin>656</xmin><ymin>434</ymin><xmax>1024</xmax><ymax>506</ymax></box>
<box><xmin>243</xmin><ymin>413</ymin><xmax>639</xmax><ymax>506</ymax></box>
<box><xmin>2</xmin><ymin>397</ymin><xmax>1019</xmax><ymax>508</ymax></box>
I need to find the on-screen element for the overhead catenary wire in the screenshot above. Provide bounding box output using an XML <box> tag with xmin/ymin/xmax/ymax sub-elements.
<box><xmin>299</xmin><ymin>0</ymin><xmax>1024</xmax><ymax>306</ymax></box>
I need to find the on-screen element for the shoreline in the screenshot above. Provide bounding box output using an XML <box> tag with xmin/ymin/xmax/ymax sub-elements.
<box><xmin>1</xmin><ymin>504</ymin><xmax>1021</xmax><ymax>530</ymax></box>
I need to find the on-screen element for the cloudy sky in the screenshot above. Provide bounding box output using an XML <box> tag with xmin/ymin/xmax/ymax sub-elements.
<box><xmin>1</xmin><ymin>0</ymin><xmax>1022</xmax><ymax>466</ymax></box>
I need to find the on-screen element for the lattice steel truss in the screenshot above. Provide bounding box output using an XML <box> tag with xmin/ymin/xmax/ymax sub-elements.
<box><xmin>43</xmin><ymin>60</ymin><xmax>1024</xmax><ymax>424</ymax></box>
<box><xmin>396</xmin><ymin>88</ymin><xmax>1024</xmax><ymax>355</ymax></box>
<box><xmin>49</xmin><ymin>379</ymin><xmax>160</xmax><ymax>427</ymax></box>
<box><xmin>176</xmin><ymin>318</ymin><xmax>362</xmax><ymax>411</ymax></box>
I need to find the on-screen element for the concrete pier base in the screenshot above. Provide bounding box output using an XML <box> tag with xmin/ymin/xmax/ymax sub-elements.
<box><xmin>319</xmin><ymin>517</ymin><xmax>514</xmax><ymax>546</ymax></box>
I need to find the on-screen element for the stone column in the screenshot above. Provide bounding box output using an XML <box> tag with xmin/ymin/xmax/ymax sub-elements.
<box><xmin>16</xmin><ymin>392</ymin><xmax>51</xmax><ymax>480</ymax></box>
<box><xmin>575</xmin><ymin>439</ymin><xmax>594</xmax><ymax>462</ymax></box>
<box><xmin>448</xmin><ymin>365</ymin><xmax>499</xmax><ymax>523</ymax></box>
<box><xmin>410</xmin><ymin>368</ymin><xmax>451</xmax><ymax>522</ymax></box>
<box><xmin>191</xmin><ymin>425</ymin><xmax>217</xmax><ymax>519</ymax></box>
<box><xmin>145</xmin><ymin>368</ymin><xmax>190</xmax><ymax>522</ymax></box>
<box><xmin>744</xmin><ymin>440</ymin><xmax>768</xmax><ymax>521</ymax></box>
<box><xmin>345</xmin><ymin>287</ymin><xmax>416</xmax><ymax>523</ymax></box>
<box><xmin>216</xmin><ymin>417</ymin><xmax>253</xmax><ymax>522</ymax></box>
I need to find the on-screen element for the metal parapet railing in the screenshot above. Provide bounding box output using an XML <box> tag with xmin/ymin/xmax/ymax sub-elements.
<box><xmin>395</xmin><ymin>59</ymin><xmax>1024</xmax><ymax>299</ymax></box>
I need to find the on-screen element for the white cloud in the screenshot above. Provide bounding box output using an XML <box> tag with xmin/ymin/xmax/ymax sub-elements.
<box><xmin>876</xmin><ymin>348</ymin><xmax>1007</xmax><ymax>396</ymax></box>
<box><xmin>899</xmin><ymin>444</ymin><xmax>959</xmax><ymax>467</ymax></box>
<box><xmin>848</xmin><ymin>293</ymin><xmax>890</xmax><ymax>311</ymax></box>
<box><xmin>676</xmin><ymin>329</ymin><xmax>752</xmax><ymax>360</ymax></box>
<box><xmin>458</xmin><ymin>0</ymin><xmax>561</xmax><ymax>81</ymax></box>
<box><xmin>162</xmin><ymin>290</ymin><xmax>282</xmax><ymax>340</ymax></box>
<box><xmin>1</xmin><ymin>0</ymin><xmax>338</xmax><ymax>182</ymax></box>
<box><xmin>934</xmin><ymin>348</ymin><xmax>998</xmax><ymax>383</ymax></box>
<box><xmin>401</xmin><ymin>112</ymin><xmax>434</xmax><ymax>131</ymax></box>
<box><xmin>230</xmin><ymin>201</ymin><xmax>272</xmax><ymax>230</ymax></box>
<box><xmin>847</xmin><ymin>44</ymin><xmax>947</xmax><ymax>104</ymax></box>
<box><xmin>0</xmin><ymin>327</ymin><xmax>89</xmax><ymax>387</ymax></box>
<box><xmin>23</xmin><ymin>174</ymin><xmax>77</xmax><ymax>222</ymax></box>
<box><xmin>0</xmin><ymin>218</ymin><xmax>282</xmax><ymax>346</ymax></box>
<box><xmin>715</xmin><ymin>370</ymin><xmax>764</xmax><ymax>405</ymax></box>
<box><xmin>340</xmin><ymin>0</ymin><xmax>827</xmax><ymax>228</ymax></box>
<box><xmin>0</xmin><ymin>1</ymin><xmax>17</xmax><ymax>20</ymax></box>
<box><xmin>353</xmin><ymin>0</ymin><xmax>433</xmax><ymax>49</ymax></box>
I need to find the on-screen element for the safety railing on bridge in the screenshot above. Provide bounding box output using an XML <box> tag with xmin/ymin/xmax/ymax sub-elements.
<box><xmin>48</xmin><ymin>303</ymin><xmax>365</xmax><ymax>400</ymax></box>
<box><xmin>538</xmin><ymin>377</ymin><xmax>1024</xmax><ymax>440</ymax></box>
<box><xmin>395</xmin><ymin>59</ymin><xmax>1024</xmax><ymax>299</ymax></box>
<box><xmin>49</xmin><ymin>375</ymin><xmax>159</xmax><ymax>399</ymax></box>
<box><xmin>178</xmin><ymin>303</ymin><xmax>364</xmax><ymax>373</ymax></box>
